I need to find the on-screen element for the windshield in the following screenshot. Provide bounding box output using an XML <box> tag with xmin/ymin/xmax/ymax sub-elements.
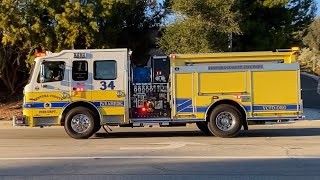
<box><xmin>27</xmin><ymin>62</ymin><xmax>36</xmax><ymax>84</ymax></box>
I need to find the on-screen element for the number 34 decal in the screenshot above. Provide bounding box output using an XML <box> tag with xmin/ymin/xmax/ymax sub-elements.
<box><xmin>100</xmin><ymin>81</ymin><xmax>115</xmax><ymax>90</ymax></box>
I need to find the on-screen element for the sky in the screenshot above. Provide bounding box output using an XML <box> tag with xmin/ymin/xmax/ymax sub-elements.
<box><xmin>317</xmin><ymin>0</ymin><xmax>320</xmax><ymax>16</ymax></box>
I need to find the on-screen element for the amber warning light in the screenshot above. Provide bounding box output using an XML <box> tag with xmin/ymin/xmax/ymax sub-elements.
<box><xmin>34</xmin><ymin>52</ymin><xmax>47</xmax><ymax>57</ymax></box>
<box><xmin>170</xmin><ymin>54</ymin><xmax>177</xmax><ymax>59</ymax></box>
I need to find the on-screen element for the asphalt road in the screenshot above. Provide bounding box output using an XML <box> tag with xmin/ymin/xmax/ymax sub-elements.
<box><xmin>0</xmin><ymin>121</ymin><xmax>320</xmax><ymax>180</ymax></box>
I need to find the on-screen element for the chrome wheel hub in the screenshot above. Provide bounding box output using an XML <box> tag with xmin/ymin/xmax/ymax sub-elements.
<box><xmin>216</xmin><ymin>112</ymin><xmax>236</xmax><ymax>131</ymax></box>
<box><xmin>71</xmin><ymin>114</ymin><xmax>90</xmax><ymax>133</ymax></box>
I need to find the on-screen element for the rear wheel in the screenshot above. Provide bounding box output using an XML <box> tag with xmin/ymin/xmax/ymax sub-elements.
<box><xmin>208</xmin><ymin>104</ymin><xmax>242</xmax><ymax>138</ymax></box>
<box><xmin>196</xmin><ymin>122</ymin><xmax>211</xmax><ymax>135</ymax></box>
<box><xmin>64</xmin><ymin>107</ymin><xmax>96</xmax><ymax>139</ymax></box>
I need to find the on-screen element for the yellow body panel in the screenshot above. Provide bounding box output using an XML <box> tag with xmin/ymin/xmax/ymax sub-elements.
<box><xmin>199</xmin><ymin>72</ymin><xmax>247</xmax><ymax>94</ymax></box>
<box><xmin>175</xmin><ymin>74</ymin><xmax>193</xmax><ymax>99</ymax></box>
<box><xmin>252</xmin><ymin>71</ymin><xmax>298</xmax><ymax>104</ymax></box>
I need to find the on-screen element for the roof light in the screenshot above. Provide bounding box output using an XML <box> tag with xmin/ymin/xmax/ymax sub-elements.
<box><xmin>34</xmin><ymin>52</ymin><xmax>47</xmax><ymax>57</ymax></box>
<box><xmin>170</xmin><ymin>54</ymin><xmax>177</xmax><ymax>59</ymax></box>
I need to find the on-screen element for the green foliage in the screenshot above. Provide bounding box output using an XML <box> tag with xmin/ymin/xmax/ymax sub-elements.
<box><xmin>232</xmin><ymin>0</ymin><xmax>317</xmax><ymax>51</ymax></box>
<box><xmin>300</xmin><ymin>17</ymin><xmax>320</xmax><ymax>74</ymax></box>
<box><xmin>0</xmin><ymin>0</ymin><xmax>165</xmax><ymax>95</ymax></box>
<box><xmin>159</xmin><ymin>0</ymin><xmax>317</xmax><ymax>54</ymax></box>
<box><xmin>303</xmin><ymin>17</ymin><xmax>320</xmax><ymax>52</ymax></box>
<box><xmin>158</xmin><ymin>18</ymin><xmax>212</xmax><ymax>54</ymax></box>
<box><xmin>158</xmin><ymin>0</ymin><xmax>240</xmax><ymax>54</ymax></box>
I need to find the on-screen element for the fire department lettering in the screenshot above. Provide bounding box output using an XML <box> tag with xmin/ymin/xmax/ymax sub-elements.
<box><xmin>100</xmin><ymin>101</ymin><xmax>124</xmax><ymax>107</ymax></box>
<box><xmin>263</xmin><ymin>105</ymin><xmax>287</xmax><ymax>110</ymax></box>
<box><xmin>39</xmin><ymin>110</ymin><xmax>56</xmax><ymax>114</ymax></box>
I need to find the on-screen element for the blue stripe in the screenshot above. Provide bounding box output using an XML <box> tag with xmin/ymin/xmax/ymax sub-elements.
<box><xmin>175</xmin><ymin>98</ymin><xmax>193</xmax><ymax>112</ymax></box>
<box><xmin>24</xmin><ymin>102</ymin><xmax>68</xmax><ymax>108</ymax></box>
<box><xmin>93</xmin><ymin>102</ymin><xmax>100</xmax><ymax>107</ymax></box>
<box><xmin>175</xmin><ymin>99</ymin><xmax>191</xmax><ymax>105</ymax></box>
<box><xmin>24</xmin><ymin>100</ymin><xmax>125</xmax><ymax>109</ymax></box>
<box><xmin>131</xmin><ymin>119</ymin><xmax>205</xmax><ymax>123</ymax></box>
<box><xmin>177</xmin><ymin>102</ymin><xmax>192</xmax><ymax>112</ymax></box>
<box><xmin>177</xmin><ymin>105</ymin><xmax>300</xmax><ymax>113</ymax></box>
<box><xmin>178</xmin><ymin>107</ymin><xmax>208</xmax><ymax>113</ymax></box>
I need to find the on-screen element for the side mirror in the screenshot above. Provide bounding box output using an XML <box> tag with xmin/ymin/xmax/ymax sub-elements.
<box><xmin>40</xmin><ymin>63</ymin><xmax>45</xmax><ymax>83</ymax></box>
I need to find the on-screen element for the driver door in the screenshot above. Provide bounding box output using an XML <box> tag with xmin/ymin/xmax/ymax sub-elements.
<box><xmin>31</xmin><ymin>59</ymin><xmax>70</xmax><ymax>125</ymax></box>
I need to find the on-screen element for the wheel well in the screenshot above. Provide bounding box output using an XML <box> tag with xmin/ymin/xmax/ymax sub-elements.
<box><xmin>60</xmin><ymin>101</ymin><xmax>101</xmax><ymax>126</ymax></box>
<box><xmin>206</xmin><ymin>99</ymin><xmax>248</xmax><ymax>130</ymax></box>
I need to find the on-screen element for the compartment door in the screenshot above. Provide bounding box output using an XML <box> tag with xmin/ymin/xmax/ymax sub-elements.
<box><xmin>173</xmin><ymin>72</ymin><xmax>196</xmax><ymax>118</ymax></box>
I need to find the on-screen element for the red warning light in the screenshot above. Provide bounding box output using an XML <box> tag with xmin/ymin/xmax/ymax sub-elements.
<box><xmin>73</xmin><ymin>86</ymin><xmax>85</xmax><ymax>92</ymax></box>
<box><xmin>142</xmin><ymin>107</ymin><xmax>146</xmax><ymax>112</ymax></box>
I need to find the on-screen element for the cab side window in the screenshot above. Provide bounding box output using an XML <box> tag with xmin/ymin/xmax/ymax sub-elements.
<box><xmin>72</xmin><ymin>61</ymin><xmax>88</xmax><ymax>81</ymax></box>
<box><xmin>38</xmin><ymin>61</ymin><xmax>65</xmax><ymax>83</ymax></box>
<box><xmin>94</xmin><ymin>60</ymin><xmax>117</xmax><ymax>80</ymax></box>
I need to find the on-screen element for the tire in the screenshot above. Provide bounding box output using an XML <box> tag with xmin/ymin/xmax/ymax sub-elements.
<box><xmin>196</xmin><ymin>122</ymin><xmax>212</xmax><ymax>135</ymax></box>
<box><xmin>208</xmin><ymin>104</ymin><xmax>242</xmax><ymax>138</ymax></box>
<box><xmin>93</xmin><ymin>124</ymin><xmax>101</xmax><ymax>134</ymax></box>
<box><xmin>90</xmin><ymin>111</ymin><xmax>101</xmax><ymax>134</ymax></box>
<box><xmin>64</xmin><ymin>107</ymin><xmax>97</xmax><ymax>139</ymax></box>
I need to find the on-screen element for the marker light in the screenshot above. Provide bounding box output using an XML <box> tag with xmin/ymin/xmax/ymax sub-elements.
<box><xmin>142</xmin><ymin>107</ymin><xmax>146</xmax><ymax>112</ymax></box>
<box><xmin>291</xmin><ymin>47</ymin><xmax>300</xmax><ymax>52</ymax></box>
<box><xmin>170</xmin><ymin>54</ymin><xmax>177</xmax><ymax>59</ymax></box>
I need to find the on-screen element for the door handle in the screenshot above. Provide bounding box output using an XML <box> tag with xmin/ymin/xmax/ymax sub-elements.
<box><xmin>116</xmin><ymin>90</ymin><xmax>125</xmax><ymax>97</ymax></box>
<box><xmin>61</xmin><ymin>92</ymin><xmax>67</xmax><ymax>99</ymax></box>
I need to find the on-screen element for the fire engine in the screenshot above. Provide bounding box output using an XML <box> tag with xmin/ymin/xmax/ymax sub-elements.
<box><xmin>13</xmin><ymin>47</ymin><xmax>304</xmax><ymax>139</ymax></box>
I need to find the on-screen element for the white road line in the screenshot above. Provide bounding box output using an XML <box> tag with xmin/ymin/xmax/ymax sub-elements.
<box><xmin>120</xmin><ymin>141</ymin><xmax>206</xmax><ymax>150</ymax></box>
<box><xmin>0</xmin><ymin>156</ymin><xmax>320</xmax><ymax>160</ymax></box>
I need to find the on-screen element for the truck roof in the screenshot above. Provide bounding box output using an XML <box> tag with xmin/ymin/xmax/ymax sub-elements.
<box><xmin>169</xmin><ymin>47</ymin><xmax>300</xmax><ymax>65</ymax></box>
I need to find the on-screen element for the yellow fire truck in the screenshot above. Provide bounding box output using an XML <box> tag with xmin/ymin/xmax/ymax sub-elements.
<box><xmin>13</xmin><ymin>47</ymin><xmax>303</xmax><ymax>139</ymax></box>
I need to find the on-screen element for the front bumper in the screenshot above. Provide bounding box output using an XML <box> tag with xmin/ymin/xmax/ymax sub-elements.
<box><xmin>12</xmin><ymin>115</ymin><xmax>28</xmax><ymax>126</ymax></box>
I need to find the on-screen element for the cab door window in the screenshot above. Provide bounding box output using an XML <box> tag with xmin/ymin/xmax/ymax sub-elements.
<box><xmin>94</xmin><ymin>60</ymin><xmax>117</xmax><ymax>80</ymax></box>
<box><xmin>72</xmin><ymin>61</ymin><xmax>88</xmax><ymax>81</ymax></box>
<box><xmin>38</xmin><ymin>61</ymin><xmax>65</xmax><ymax>83</ymax></box>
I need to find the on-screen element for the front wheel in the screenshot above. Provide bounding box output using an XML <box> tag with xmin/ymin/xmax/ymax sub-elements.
<box><xmin>64</xmin><ymin>107</ymin><xmax>96</xmax><ymax>139</ymax></box>
<box><xmin>208</xmin><ymin>104</ymin><xmax>242</xmax><ymax>138</ymax></box>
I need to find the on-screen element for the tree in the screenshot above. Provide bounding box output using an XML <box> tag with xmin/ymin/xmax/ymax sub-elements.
<box><xmin>0</xmin><ymin>0</ymin><xmax>165</xmax><ymax>95</ymax></box>
<box><xmin>303</xmin><ymin>16</ymin><xmax>320</xmax><ymax>52</ymax></box>
<box><xmin>0</xmin><ymin>0</ymin><xmax>53</xmax><ymax>95</ymax></box>
<box><xmin>232</xmin><ymin>0</ymin><xmax>317</xmax><ymax>51</ymax></box>
<box><xmin>300</xmin><ymin>17</ymin><xmax>320</xmax><ymax>74</ymax></box>
<box><xmin>158</xmin><ymin>0</ymin><xmax>240</xmax><ymax>54</ymax></box>
<box><xmin>107</xmin><ymin>0</ymin><xmax>164</xmax><ymax>64</ymax></box>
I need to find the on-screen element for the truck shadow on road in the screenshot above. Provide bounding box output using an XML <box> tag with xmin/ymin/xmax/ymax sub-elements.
<box><xmin>93</xmin><ymin>128</ymin><xmax>320</xmax><ymax>139</ymax></box>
